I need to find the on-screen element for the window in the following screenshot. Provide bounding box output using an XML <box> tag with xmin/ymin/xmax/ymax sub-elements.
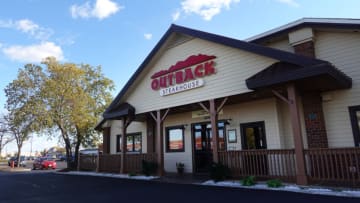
<box><xmin>240</xmin><ymin>121</ymin><xmax>267</xmax><ymax>149</ymax></box>
<box><xmin>126</xmin><ymin>133</ymin><xmax>142</xmax><ymax>152</ymax></box>
<box><xmin>166</xmin><ymin>126</ymin><xmax>185</xmax><ymax>152</ymax></box>
<box><xmin>116</xmin><ymin>133</ymin><xmax>142</xmax><ymax>153</ymax></box>
<box><xmin>349</xmin><ymin>105</ymin><xmax>360</xmax><ymax>147</ymax></box>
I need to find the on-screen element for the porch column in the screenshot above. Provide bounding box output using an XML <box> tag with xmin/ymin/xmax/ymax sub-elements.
<box><xmin>150</xmin><ymin>109</ymin><xmax>169</xmax><ymax>176</ymax></box>
<box><xmin>209</xmin><ymin>99</ymin><xmax>219</xmax><ymax>163</ymax></box>
<box><xmin>103</xmin><ymin>127</ymin><xmax>111</xmax><ymax>154</ymax></box>
<box><xmin>120</xmin><ymin>117</ymin><xmax>132</xmax><ymax>174</ymax></box>
<box><xmin>199</xmin><ymin>97</ymin><xmax>228</xmax><ymax>163</ymax></box>
<box><xmin>287</xmin><ymin>84</ymin><xmax>308</xmax><ymax>185</ymax></box>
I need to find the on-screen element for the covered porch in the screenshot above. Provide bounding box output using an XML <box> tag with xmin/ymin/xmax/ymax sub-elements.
<box><xmin>88</xmin><ymin>60</ymin><xmax>360</xmax><ymax>187</ymax></box>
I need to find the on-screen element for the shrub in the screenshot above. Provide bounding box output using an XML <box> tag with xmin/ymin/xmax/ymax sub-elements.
<box><xmin>142</xmin><ymin>160</ymin><xmax>158</xmax><ymax>176</ymax></box>
<box><xmin>241</xmin><ymin>176</ymin><xmax>256</xmax><ymax>186</ymax></box>
<box><xmin>128</xmin><ymin>171</ymin><xmax>137</xmax><ymax>177</ymax></box>
<box><xmin>266</xmin><ymin>179</ymin><xmax>283</xmax><ymax>188</ymax></box>
<box><xmin>209</xmin><ymin>162</ymin><xmax>231</xmax><ymax>182</ymax></box>
<box><xmin>176</xmin><ymin>162</ymin><xmax>185</xmax><ymax>174</ymax></box>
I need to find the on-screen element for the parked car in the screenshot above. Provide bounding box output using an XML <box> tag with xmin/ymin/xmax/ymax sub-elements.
<box><xmin>7</xmin><ymin>156</ymin><xmax>26</xmax><ymax>167</ymax></box>
<box><xmin>32</xmin><ymin>157</ymin><xmax>57</xmax><ymax>170</ymax></box>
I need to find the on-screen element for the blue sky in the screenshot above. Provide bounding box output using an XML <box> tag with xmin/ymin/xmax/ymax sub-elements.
<box><xmin>1</xmin><ymin>0</ymin><xmax>360</xmax><ymax>155</ymax></box>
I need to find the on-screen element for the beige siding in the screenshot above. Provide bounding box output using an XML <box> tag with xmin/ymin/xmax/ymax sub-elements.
<box><xmin>265</xmin><ymin>39</ymin><xmax>294</xmax><ymax>53</ymax></box>
<box><xmin>123</xmin><ymin>38</ymin><xmax>277</xmax><ymax>114</ymax></box>
<box><xmin>315</xmin><ymin>31</ymin><xmax>360</xmax><ymax>147</ymax></box>
<box><xmin>276</xmin><ymin>97</ymin><xmax>308</xmax><ymax>149</ymax></box>
<box><xmin>109</xmin><ymin>120</ymin><xmax>147</xmax><ymax>154</ymax></box>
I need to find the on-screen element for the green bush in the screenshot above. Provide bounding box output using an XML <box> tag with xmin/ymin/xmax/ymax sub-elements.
<box><xmin>266</xmin><ymin>179</ymin><xmax>283</xmax><ymax>188</ymax></box>
<box><xmin>209</xmin><ymin>162</ymin><xmax>231</xmax><ymax>182</ymax></box>
<box><xmin>241</xmin><ymin>176</ymin><xmax>256</xmax><ymax>186</ymax></box>
<box><xmin>141</xmin><ymin>160</ymin><xmax>158</xmax><ymax>176</ymax></box>
<box><xmin>128</xmin><ymin>171</ymin><xmax>137</xmax><ymax>177</ymax></box>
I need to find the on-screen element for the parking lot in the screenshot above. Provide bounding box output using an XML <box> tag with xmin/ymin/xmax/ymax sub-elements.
<box><xmin>0</xmin><ymin>159</ymin><xmax>67</xmax><ymax>173</ymax></box>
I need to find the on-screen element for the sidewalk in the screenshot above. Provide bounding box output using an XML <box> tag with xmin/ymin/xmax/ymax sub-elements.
<box><xmin>0</xmin><ymin>166</ymin><xmax>31</xmax><ymax>172</ymax></box>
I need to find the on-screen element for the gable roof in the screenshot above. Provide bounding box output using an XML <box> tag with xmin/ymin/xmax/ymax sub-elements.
<box><xmin>105</xmin><ymin>23</ymin><xmax>336</xmax><ymax>114</ymax></box>
<box><xmin>247</xmin><ymin>18</ymin><xmax>360</xmax><ymax>44</ymax></box>
<box><xmin>246</xmin><ymin>61</ymin><xmax>352</xmax><ymax>91</ymax></box>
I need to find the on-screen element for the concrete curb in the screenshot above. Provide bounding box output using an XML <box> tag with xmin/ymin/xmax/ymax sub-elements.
<box><xmin>0</xmin><ymin>167</ymin><xmax>32</xmax><ymax>172</ymax></box>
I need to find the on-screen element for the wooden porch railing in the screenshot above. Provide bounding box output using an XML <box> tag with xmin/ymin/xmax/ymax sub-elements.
<box><xmin>126</xmin><ymin>153</ymin><xmax>157</xmax><ymax>173</ymax></box>
<box><xmin>96</xmin><ymin>153</ymin><xmax>157</xmax><ymax>173</ymax></box>
<box><xmin>218</xmin><ymin>149</ymin><xmax>296</xmax><ymax>181</ymax></box>
<box><xmin>78</xmin><ymin>154</ymin><xmax>97</xmax><ymax>171</ymax></box>
<box><xmin>98</xmin><ymin>154</ymin><xmax>121</xmax><ymax>173</ymax></box>
<box><xmin>304</xmin><ymin>148</ymin><xmax>360</xmax><ymax>187</ymax></box>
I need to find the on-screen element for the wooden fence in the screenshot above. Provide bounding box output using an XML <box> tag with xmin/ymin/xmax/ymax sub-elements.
<box><xmin>80</xmin><ymin>148</ymin><xmax>360</xmax><ymax>187</ymax></box>
<box><xmin>219</xmin><ymin>149</ymin><xmax>296</xmax><ymax>182</ymax></box>
<box><xmin>98</xmin><ymin>154</ymin><xmax>121</xmax><ymax>173</ymax></box>
<box><xmin>94</xmin><ymin>153</ymin><xmax>157</xmax><ymax>173</ymax></box>
<box><xmin>304</xmin><ymin>148</ymin><xmax>360</xmax><ymax>187</ymax></box>
<box><xmin>126</xmin><ymin>153</ymin><xmax>157</xmax><ymax>173</ymax></box>
<box><xmin>78</xmin><ymin>154</ymin><xmax>97</xmax><ymax>171</ymax></box>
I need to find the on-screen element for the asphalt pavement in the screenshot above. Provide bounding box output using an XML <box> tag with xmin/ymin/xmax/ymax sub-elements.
<box><xmin>0</xmin><ymin>172</ymin><xmax>358</xmax><ymax>203</ymax></box>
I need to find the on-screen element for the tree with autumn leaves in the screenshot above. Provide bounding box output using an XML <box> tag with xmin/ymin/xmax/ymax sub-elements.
<box><xmin>4</xmin><ymin>57</ymin><xmax>114</xmax><ymax>168</ymax></box>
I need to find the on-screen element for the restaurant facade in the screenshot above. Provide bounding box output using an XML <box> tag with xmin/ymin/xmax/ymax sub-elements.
<box><xmin>93</xmin><ymin>18</ymin><xmax>360</xmax><ymax>186</ymax></box>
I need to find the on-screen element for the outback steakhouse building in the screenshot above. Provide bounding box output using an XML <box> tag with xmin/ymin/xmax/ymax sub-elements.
<box><xmin>94</xmin><ymin>18</ymin><xmax>360</xmax><ymax>186</ymax></box>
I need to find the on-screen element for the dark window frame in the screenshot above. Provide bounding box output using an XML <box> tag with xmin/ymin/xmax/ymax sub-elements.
<box><xmin>240</xmin><ymin>121</ymin><xmax>267</xmax><ymax>150</ymax></box>
<box><xmin>116</xmin><ymin>133</ymin><xmax>142</xmax><ymax>153</ymax></box>
<box><xmin>126</xmin><ymin>133</ymin><xmax>142</xmax><ymax>153</ymax></box>
<box><xmin>166</xmin><ymin>125</ymin><xmax>185</xmax><ymax>153</ymax></box>
<box><xmin>349</xmin><ymin>105</ymin><xmax>360</xmax><ymax>147</ymax></box>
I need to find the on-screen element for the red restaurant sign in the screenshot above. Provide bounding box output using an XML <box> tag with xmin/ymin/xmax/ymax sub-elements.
<box><xmin>151</xmin><ymin>54</ymin><xmax>217</xmax><ymax>96</ymax></box>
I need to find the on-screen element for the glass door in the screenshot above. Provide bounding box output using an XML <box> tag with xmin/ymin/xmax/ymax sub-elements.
<box><xmin>193</xmin><ymin>122</ymin><xmax>226</xmax><ymax>173</ymax></box>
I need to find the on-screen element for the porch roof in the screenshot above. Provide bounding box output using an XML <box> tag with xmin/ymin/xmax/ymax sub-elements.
<box><xmin>246</xmin><ymin>61</ymin><xmax>352</xmax><ymax>91</ymax></box>
<box><xmin>95</xmin><ymin>103</ymin><xmax>135</xmax><ymax>131</ymax></box>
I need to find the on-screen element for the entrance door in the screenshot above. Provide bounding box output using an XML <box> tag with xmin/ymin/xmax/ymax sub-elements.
<box><xmin>240</xmin><ymin>121</ymin><xmax>268</xmax><ymax>175</ymax></box>
<box><xmin>193</xmin><ymin>122</ymin><xmax>226</xmax><ymax>173</ymax></box>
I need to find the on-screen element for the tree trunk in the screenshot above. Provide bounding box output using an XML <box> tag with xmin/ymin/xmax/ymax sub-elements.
<box><xmin>16</xmin><ymin>145</ymin><xmax>22</xmax><ymax>168</ymax></box>
<box><xmin>58</xmin><ymin>123</ymin><xmax>72</xmax><ymax>169</ymax></box>
<box><xmin>74</xmin><ymin>126</ymin><xmax>82</xmax><ymax>169</ymax></box>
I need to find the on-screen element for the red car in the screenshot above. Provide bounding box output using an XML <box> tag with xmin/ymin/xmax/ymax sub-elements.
<box><xmin>33</xmin><ymin>157</ymin><xmax>57</xmax><ymax>170</ymax></box>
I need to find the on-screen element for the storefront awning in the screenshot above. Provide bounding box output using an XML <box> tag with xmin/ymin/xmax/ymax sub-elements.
<box><xmin>246</xmin><ymin>61</ymin><xmax>352</xmax><ymax>91</ymax></box>
<box><xmin>95</xmin><ymin>103</ymin><xmax>135</xmax><ymax>131</ymax></box>
<box><xmin>103</xmin><ymin>102</ymin><xmax>135</xmax><ymax>120</ymax></box>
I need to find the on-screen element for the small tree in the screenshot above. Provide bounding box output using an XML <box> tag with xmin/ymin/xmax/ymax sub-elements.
<box><xmin>0</xmin><ymin>114</ymin><xmax>13</xmax><ymax>158</ymax></box>
<box><xmin>4</xmin><ymin>64</ymin><xmax>45</xmax><ymax>166</ymax></box>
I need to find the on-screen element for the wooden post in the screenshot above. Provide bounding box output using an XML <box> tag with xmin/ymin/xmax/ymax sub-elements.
<box><xmin>156</xmin><ymin>110</ymin><xmax>164</xmax><ymax>176</ymax></box>
<box><xmin>199</xmin><ymin>97</ymin><xmax>227</xmax><ymax>164</ymax></box>
<box><xmin>209</xmin><ymin>99</ymin><xmax>219</xmax><ymax>163</ymax></box>
<box><xmin>103</xmin><ymin>127</ymin><xmax>111</xmax><ymax>154</ymax></box>
<box><xmin>120</xmin><ymin>118</ymin><xmax>127</xmax><ymax>174</ymax></box>
<box><xmin>150</xmin><ymin>109</ymin><xmax>169</xmax><ymax>176</ymax></box>
<box><xmin>96</xmin><ymin>154</ymin><xmax>100</xmax><ymax>172</ymax></box>
<box><xmin>287</xmin><ymin>83</ymin><xmax>308</xmax><ymax>185</ymax></box>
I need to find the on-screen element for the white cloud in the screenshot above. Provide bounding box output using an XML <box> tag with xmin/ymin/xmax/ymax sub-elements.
<box><xmin>16</xmin><ymin>19</ymin><xmax>39</xmax><ymax>33</ymax></box>
<box><xmin>2</xmin><ymin>42</ymin><xmax>64</xmax><ymax>63</ymax></box>
<box><xmin>276</xmin><ymin>0</ymin><xmax>300</xmax><ymax>7</ymax></box>
<box><xmin>176</xmin><ymin>0</ymin><xmax>240</xmax><ymax>21</ymax></box>
<box><xmin>0</xmin><ymin>19</ymin><xmax>53</xmax><ymax>41</ymax></box>
<box><xmin>144</xmin><ymin>33</ymin><xmax>152</xmax><ymax>40</ymax></box>
<box><xmin>70</xmin><ymin>0</ymin><xmax>123</xmax><ymax>20</ymax></box>
<box><xmin>172</xmin><ymin>10</ymin><xmax>181</xmax><ymax>21</ymax></box>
